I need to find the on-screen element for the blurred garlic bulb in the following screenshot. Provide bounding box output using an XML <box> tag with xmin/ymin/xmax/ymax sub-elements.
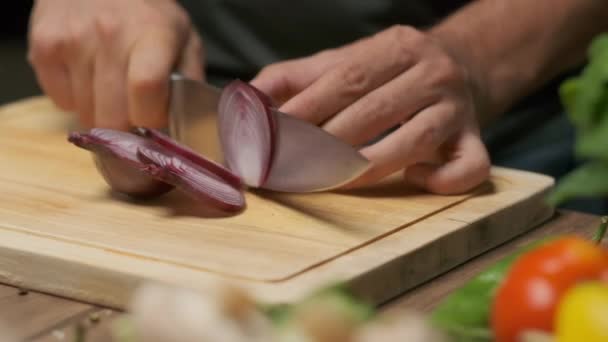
<box><xmin>127</xmin><ymin>282</ymin><xmax>275</xmax><ymax>342</ymax></box>
<box><xmin>276</xmin><ymin>299</ymin><xmax>359</xmax><ymax>342</ymax></box>
<box><xmin>354</xmin><ymin>308</ymin><xmax>449</xmax><ymax>342</ymax></box>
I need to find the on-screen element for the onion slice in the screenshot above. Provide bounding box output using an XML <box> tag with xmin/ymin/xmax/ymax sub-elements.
<box><xmin>262</xmin><ymin>110</ymin><xmax>371</xmax><ymax>192</ymax></box>
<box><xmin>68</xmin><ymin>128</ymin><xmax>245</xmax><ymax>212</ymax></box>
<box><xmin>68</xmin><ymin>129</ymin><xmax>173</xmax><ymax>198</ymax></box>
<box><xmin>217</xmin><ymin>80</ymin><xmax>276</xmax><ymax>187</ymax></box>
<box><xmin>135</xmin><ymin>127</ymin><xmax>243</xmax><ymax>189</ymax></box>
<box><xmin>137</xmin><ymin>145</ymin><xmax>245</xmax><ymax>212</ymax></box>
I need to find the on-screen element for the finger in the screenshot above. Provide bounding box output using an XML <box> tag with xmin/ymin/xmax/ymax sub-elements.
<box><xmin>27</xmin><ymin>0</ymin><xmax>75</xmax><ymax>111</ymax></box>
<box><xmin>32</xmin><ymin>62</ymin><xmax>74</xmax><ymax>111</ymax></box>
<box><xmin>127</xmin><ymin>29</ymin><xmax>182</xmax><ymax>128</ymax></box>
<box><xmin>68</xmin><ymin>60</ymin><xmax>95</xmax><ymax>128</ymax></box>
<box><xmin>278</xmin><ymin>31</ymin><xmax>417</xmax><ymax>124</ymax></box>
<box><xmin>66</xmin><ymin>31</ymin><xmax>96</xmax><ymax>128</ymax></box>
<box><xmin>177</xmin><ymin>30</ymin><xmax>204</xmax><ymax>81</ymax></box>
<box><xmin>406</xmin><ymin>131</ymin><xmax>491</xmax><ymax>194</ymax></box>
<box><xmin>93</xmin><ymin>15</ymin><xmax>130</xmax><ymax>130</ymax></box>
<box><xmin>322</xmin><ymin>62</ymin><xmax>439</xmax><ymax>146</ymax></box>
<box><xmin>250</xmin><ymin>49</ymin><xmax>341</xmax><ymax>106</ymax></box>
<box><xmin>343</xmin><ymin>102</ymin><xmax>461</xmax><ymax>188</ymax></box>
<box><xmin>28</xmin><ymin>31</ymin><xmax>74</xmax><ymax>110</ymax></box>
<box><xmin>61</xmin><ymin>1</ymin><xmax>97</xmax><ymax>128</ymax></box>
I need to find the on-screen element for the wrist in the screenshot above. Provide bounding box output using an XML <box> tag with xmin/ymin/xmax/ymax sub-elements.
<box><xmin>427</xmin><ymin>25</ymin><xmax>496</xmax><ymax>127</ymax></box>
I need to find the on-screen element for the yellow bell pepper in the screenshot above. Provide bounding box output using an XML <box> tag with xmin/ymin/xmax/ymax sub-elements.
<box><xmin>555</xmin><ymin>282</ymin><xmax>608</xmax><ymax>342</ymax></box>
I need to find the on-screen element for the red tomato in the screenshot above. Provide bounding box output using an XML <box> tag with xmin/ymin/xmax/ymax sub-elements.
<box><xmin>490</xmin><ymin>236</ymin><xmax>608</xmax><ymax>342</ymax></box>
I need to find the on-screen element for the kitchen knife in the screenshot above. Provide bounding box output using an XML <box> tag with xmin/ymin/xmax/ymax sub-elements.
<box><xmin>168</xmin><ymin>73</ymin><xmax>371</xmax><ymax>192</ymax></box>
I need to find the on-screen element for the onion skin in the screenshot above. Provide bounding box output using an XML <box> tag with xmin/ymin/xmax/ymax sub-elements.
<box><xmin>68</xmin><ymin>130</ymin><xmax>173</xmax><ymax>198</ymax></box>
<box><xmin>135</xmin><ymin>127</ymin><xmax>243</xmax><ymax>189</ymax></box>
<box><xmin>137</xmin><ymin>145</ymin><xmax>245</xmax><ymax>212</ymax></box>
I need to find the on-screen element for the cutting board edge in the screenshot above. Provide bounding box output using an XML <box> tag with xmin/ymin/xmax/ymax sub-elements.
<box><xmin>247</xmin><ymin>175</ymin><xmax>556</xmax><ymax>305</ymax></box>
<box><xmin>0</xmin><ymin>240</ymin><xmax>139</xmax><ymax>310</ymax></box>
<box><xmin>349</xmin><ymin>186</ymin><xmax>555</xmax><ymax>305</ymax></box>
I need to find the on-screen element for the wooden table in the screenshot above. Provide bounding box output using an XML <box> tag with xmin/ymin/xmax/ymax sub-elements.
<box><xmin>0</xmin><ymin>210</ymin><xmax>600</xmax><ymax>341</ymax></box>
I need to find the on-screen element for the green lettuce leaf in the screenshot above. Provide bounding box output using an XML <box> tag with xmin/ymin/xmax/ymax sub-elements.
<box><xmin>550</xmin><ymin>33</ymin><xmax>608</xmax><ymax>206</ymax></box>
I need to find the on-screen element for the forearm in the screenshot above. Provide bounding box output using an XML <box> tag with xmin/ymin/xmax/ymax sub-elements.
<box><xmin>429</xmin><ymin>0</ymin><xmax>608</xmax><ymax>125</ymax></box>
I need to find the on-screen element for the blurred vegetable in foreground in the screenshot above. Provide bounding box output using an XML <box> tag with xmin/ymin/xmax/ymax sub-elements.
<box><xmin>114</xmin><ymin>282</ymin><xmax>274</xmax><ymax>342</ymax></box>
<box><xmin>490</xmin><ymin>236</ymin><xmax>608</xmax><ymax>342</ymax></box>
<box><xmin>430</xmin><ymin>239</ymin><xmax>548</xmax><ymax>341</ymax></box>
<box><xmin>112</xmin><ymin>280</ymin><xmax>448</xmax><ymax>342</ymax></box>
<box><xmin>555</xmin><ymin>282</ymin><xmax>608</xmax><ymax>342</ymax></box>
<box><xmin>547</xmin><ymin>33</ymin><xmax>608</xmax><ymax>206</ymax></box>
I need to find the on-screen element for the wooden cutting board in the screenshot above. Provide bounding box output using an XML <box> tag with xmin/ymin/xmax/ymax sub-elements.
<box><xmin>0</xmin><ymin>97</ymin><xmax>554</xmax><ymax>309</ymax></box>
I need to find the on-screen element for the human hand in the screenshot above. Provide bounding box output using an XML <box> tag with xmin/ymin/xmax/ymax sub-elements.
<box><xmin>251</xmin><ymin>25</ymin><xmax>490</xmax><ymax>194</ymax></box>
<box><xmin>28</xmin><ymin>0</ymin><xmax>203</xmax><ymax>130</ymax></box>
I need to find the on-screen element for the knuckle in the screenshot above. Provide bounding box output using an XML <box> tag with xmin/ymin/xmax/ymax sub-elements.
<box><xmin>365</xmin><ymin>96</ymin><xmax>394</xmax><ymax>124</ymax></box>
<box><xmin>417</xmin><ymin>123</ymin><xmax>441</xmax><ymax>148</ymax></box>
<box><xmin>259</xmin><ymin>64</ymin><xmax>282</xmax><ymax>78</ymax></box>
<box><xmin>394</xmin><ymin>43</ymin><xmax>415</xmax><ymax>67</ymax></box>
<box><xmin>429</xmin><ymin>56</ymin><xmax>465</xmax><ymax>87</ymax></box>
<box><xmin>29</xmin><ymin>29</ymin><xmax>65</xmax><ymax>63</ymax></box>
<box><xmin>386</xmin><ymin>25</ymin><xmax>415</xmax><ymax>40</ymax></box>
<box><xmin>440</xmin><ymin>57</ymin><xmax>464</xmax><ymax>81</ymax></box>
<box><xmin>381</xmin><ymin>25</ymin><xmax>422</xmax><ymax>66</ymax></box>
<box><xmin>173</xmin><ymin>6</ymin><xmax>192</xmax><ymax>28</ymax></box>
<box><xmin>189</xmin><ymin>34</ymin><xmax>203</xmax><ymax>55</ymax></box>
<box><xmin>475</xmin><ymin>148</ymin><xmax>492</xmax><ymax>176</ymax></box>
<box><xmin>258</xmin><ymin>62</ymin><xmax>294</xmax><ymax>84</ymax></box>
<box><xmin>94</xmin><ymin>12</ymin><xmax>122</xmax><ymax>41</ymax></box>
<box><xmin>129</xmin><ymin>72</ymin><xmax>166</xmax><ymax>96</ymax></box>
<box><xmin>66</xmin><ymin>22</ymin><xmax>89</xmax><ymax>50</ymax></box>
<box><xmin>339</xmin><ymin>63</ymin><xmax>369</xmax><ymax>95</ymax></box>
<box><xmin>408</xmin><ymin>125</ymin><xmax>442</xmax><ymax>162</ymax></box>
<box><xmin>441</xmin><ymin>100</ymin><xmax>461</xmax><ymax>119</ymax></box>
<box><xmin>388</xmin><ymin>25</ymin><xmax>425</xmax><ymax>46</ymax></box>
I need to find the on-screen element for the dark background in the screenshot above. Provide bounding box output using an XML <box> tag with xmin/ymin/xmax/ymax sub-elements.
<box><xmin>0</xmin><ymin>1</ymin><xmax>41</xmax><ymax>106</ymax></box>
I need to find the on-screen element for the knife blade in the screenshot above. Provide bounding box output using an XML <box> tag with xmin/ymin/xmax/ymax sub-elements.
<box><xmin>168</xmin><ymin>73</ymin><xmax>371</xmax><ymax>192</ymax></box>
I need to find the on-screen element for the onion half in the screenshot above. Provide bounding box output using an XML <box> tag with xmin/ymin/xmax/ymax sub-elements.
<box><xmin>217</xmin><ymin>80</ymin><xmax>276</xmax><ymax>187</ymax></box>
<box><xmin>217</xmin><ymin>81</ymin><xmax>370</xmax><ymax>193</ymax></box>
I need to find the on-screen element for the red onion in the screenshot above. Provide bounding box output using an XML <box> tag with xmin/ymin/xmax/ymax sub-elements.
<box><xmin>216</xmin><ymin>81</ymin><xmax>370</xmax><ymax>192</ymax></box>
<box><xmin>68</xmin><ymin>79</ymin><xmax>368</xmax><ymax>212</ymax></box>
<box><xmin>68</xmin><ymin>129</ymin><xmax>173</xmax><ymax>198</ymax></box>
<box><xmin>68</xmin><ymin>128</ymin><xmax>245</xmax><ymax>212</ymax></box>
<box><xmin>217</xmin><ymin>80</ymin><xmax>276</xmax><ymax>187</ymax></box>
<box><xmin>137</xmin><ymin>144</ymin><xmax>245</xmax><ymax>212</ymax></box>
<box><xmin>135</xmin><ymin>127</ymin><xmax>242</xmax><ymax>189</ymax></box>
